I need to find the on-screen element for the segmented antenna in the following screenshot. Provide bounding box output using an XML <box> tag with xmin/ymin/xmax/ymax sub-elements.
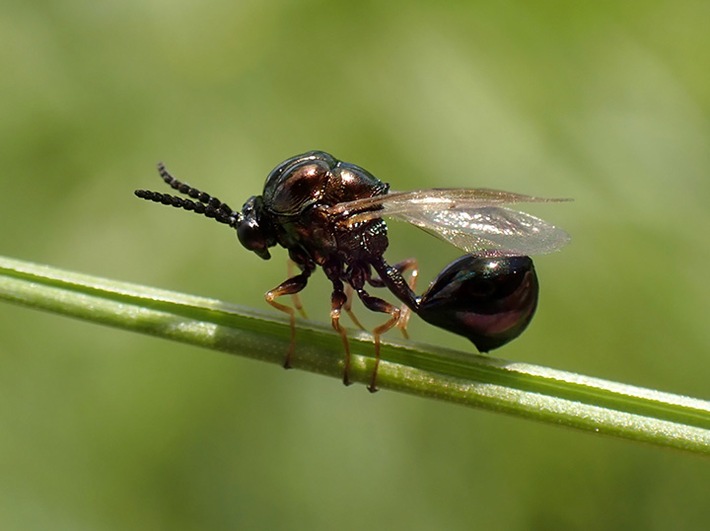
<box><xmin>134</xmin><ymin>163</ymin><xmax>240</xmax><ymax>227</ymax></box>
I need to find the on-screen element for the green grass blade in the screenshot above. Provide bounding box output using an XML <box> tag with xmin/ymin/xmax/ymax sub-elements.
<box><xmin>0</xmin><ymin>255</ymin><xmax>708</xmax><ymax>454</ymax></box>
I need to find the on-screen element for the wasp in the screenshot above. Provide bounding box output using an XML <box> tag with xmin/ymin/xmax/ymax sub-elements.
<box><xmin>136</xmin><ymin>151</ymin><xmax>569</xmax><ymax>391</ymax></box>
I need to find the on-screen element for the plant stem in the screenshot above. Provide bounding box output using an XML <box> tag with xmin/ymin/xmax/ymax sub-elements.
<box><xmin>1</xmin><ymin>255</ymin><xmax>708</xmax><ymax>454</ymax></box>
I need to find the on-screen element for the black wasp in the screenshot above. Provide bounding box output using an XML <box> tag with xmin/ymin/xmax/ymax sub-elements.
<box><xmin>135</xmin><ymin>151</ymin><xmax>569</xmax><ymax>391</ymax></box>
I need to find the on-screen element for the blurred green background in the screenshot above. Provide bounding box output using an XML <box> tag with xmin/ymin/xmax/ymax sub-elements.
<box><xmin>1</xmin><ymin>1</ymin><xmax>709</xmax><ymax>529</ymax></box>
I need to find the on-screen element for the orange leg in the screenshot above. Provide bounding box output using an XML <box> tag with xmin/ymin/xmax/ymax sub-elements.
<box><xmin>369</xmin><ymin>258</ymin><xmax>419</xmax><ymax>339</ymax></box>
<box><xmin>265</xmin><ymin>270</ymin><xmax>311</xmax><ymax>369</ymax></box>
<box><xmin>391</xmin><ymin>258</ymin><xmax>418</xmax><ymax>338</ymax></box>
<box><xmin>328</xmin><ymin>283</ymin><xmax>352</xmax><ymax>386</ymax></box>
<box><xmin>287</xmin><ymin>260</ymin><xmax>308</xmax><ymax>319</ymax></box>
<box><xmin>343</xmin><ymin>284</ymin><xmax>366</xmax><ymax>330</ymax></box>
<box><xmin>353</xmin><ymin>287</ymin><xmax>402</xmax><ymax>393</ymax></box>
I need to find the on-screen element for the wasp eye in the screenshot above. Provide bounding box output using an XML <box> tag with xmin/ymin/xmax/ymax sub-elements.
<box><xmin>237</xmin><ymin>196</ymin><xmax>272</xmax><ymax>260</ymax></box>
<box><xmin>416</xmin><ymin>256</ymin><xmax>539</xmax><ymax>352</ymax></box>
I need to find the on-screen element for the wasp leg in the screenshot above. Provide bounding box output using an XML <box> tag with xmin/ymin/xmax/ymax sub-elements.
<box><xmin>328</xmin><ymin>280</ymin><xmax>354</xmax><ymax>386</ymax></box>
<box><xmin>287</xmin><ymin>260</ymin><xmax>308</xmax><ymax>319</ymax></box>
<box><xmin>322</xmin><ymin>261</ymin><xmax>357</xmax><ymax>386</ymax></box>
<box><xmin>353</xmin><ymin>287</ymin><xmax>401</xmax><ymax>393</ymax></box>
<box><xmin>369</xmin><ymin>258</ymin><xmax>419</xmax><ymax>339</ymax></box>
<box><xmin>343</xmin><ymin>284</ymin><xmax>366</xmax><ymax>331</ymax></box>
<box><xmin>265</xmin><ymin>269</ymin><xmax>312</xmax><ymax>369</ymax></box>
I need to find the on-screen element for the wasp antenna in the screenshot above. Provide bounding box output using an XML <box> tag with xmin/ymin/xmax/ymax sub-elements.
<box><xmin>134</xmin><ymin>189</ymin><xmax>240</xmax><ymax>228</ymax></box>
<box><xmin>155</xmin><ymin>163</ymin><xmax>235</xmax><ymax>219</ymax></box>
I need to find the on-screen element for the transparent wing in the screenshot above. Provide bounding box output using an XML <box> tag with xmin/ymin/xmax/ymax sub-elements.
<box><xmin>329</xmin><ymin>188</ymin><xmax>571</xmax><ymax>256</ymax></box>
<box><xmin>330</xmin><ymin>188</ymin><xmax>568</xmax><ymax>218</ymax></box>
<box><xmin>395</xmin><ymin>206</ymin><xmax>570</xmax><ymax>256</ymax></box>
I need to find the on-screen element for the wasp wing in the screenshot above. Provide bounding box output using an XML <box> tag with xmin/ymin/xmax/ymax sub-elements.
<box><xmin>330</xmin><ymin>188</ymin><xmax>571</xmax><ymax>257</ymax></box>
<box><xmin>394</xmin><ymin>206</ymin><xmax>570</xmax><ymax>256</ymax></box>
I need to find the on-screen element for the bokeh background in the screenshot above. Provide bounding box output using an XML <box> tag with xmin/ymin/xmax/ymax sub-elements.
<box><xmin>1</xmin><ymin>1</ymin><xmax>709</xmax><ymax>529</ymax></box>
